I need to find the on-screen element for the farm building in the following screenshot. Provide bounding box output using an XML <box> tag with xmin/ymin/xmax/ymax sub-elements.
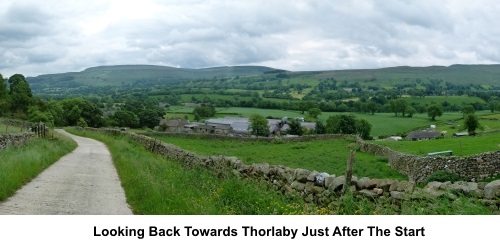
<box><xmin>407</xmin><ymin>131</ymin><xmax>443</xmax><ymax>141</ymax></box>
<box><xmin>159</xmin><ymin>118</ymin><xmax>188</xmax><ymax>132</ymax></box>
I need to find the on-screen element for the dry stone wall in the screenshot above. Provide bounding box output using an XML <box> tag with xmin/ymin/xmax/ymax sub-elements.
<box><xmin>77</xmin><ymin>128</ymin><xmax>500</xmax><ymax>209</ymax></box>
<box><xmin>141</xmin><ymin>131</ymin><xmax>354</xmax><ymax>143</ymax></box>
<box><xmin>357</xmin><ymin>139</ymin><xmax>500</xmax><ymax>182</ymax></box>
<box><xmin>0</xmin><ymin>133</ymin><xmax>36</xmax><ymax>151</ymax></box>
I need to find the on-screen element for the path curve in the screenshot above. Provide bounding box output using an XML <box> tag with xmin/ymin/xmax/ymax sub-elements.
<box><xmin>0</xmin><ymin>129</ymin><xmax>133</xmax><ymax>215</ymax></box>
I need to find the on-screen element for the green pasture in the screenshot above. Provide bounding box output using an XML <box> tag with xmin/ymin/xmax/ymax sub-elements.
<box><xmin>375</xmin><ymin>131</ymin><xmax>500</xmax><ymax>156</ymax></box>
<box><xmin>156</xmin><ymin>136</ymin><xmax>407</xmax><ymax>180</ymax></box>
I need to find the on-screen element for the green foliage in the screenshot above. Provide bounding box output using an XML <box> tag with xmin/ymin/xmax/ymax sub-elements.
<box><xmin>355</xmin><ymin>118</ymin><xmax>372</xmax><ymax>140</ymax></box>
<box><xmin>28</xmin><ymin>106</ymin><xmax>54</xmax><ymax>125</ymax></box>
<box><xmin>7</xmin><ymin>74</ymin><xmax>33</xmax><ymax>114</ymax></box>
<box><xmin>315</xmin><ymin>120</ymin><xmax>326</xmax><ymax>134</ymax></box>
<box><xmin>326</xmin><ymin>114</ymin><xmax>357</xmax><ymax>134</ymax></box>
<box><xmin>461</xmin><ymin>105</ymin><xmax>475</xmax><ymax>118</ymax></box>
<box><xmin>406</xmin><ymin>106</ymin><xmax>417</xmax><ymax>118</ymax></box>
<box><xmin>307</xmin><ymin>108</ymin><xmax>322</xmax><ymax>119</ymax></box>
<box><xmin>287</xmin><ymin>118</ymin><xmax>304</xmax><ymax>136</ymax></box>
<box><xmin>60</xmin><ymin>98</ymin><xmax>103</xmax><ymax>127</ymax></box>
<box><xmin>76</xmin><ymin>117</ymin><xmax>88</xmax><ymax>127</ymax></box>
<box><xmin>249</xmin><ymin>114</ymin><xmax>269</xmax><ymax>137</ymax></box>
<box><xmin>192</xmin><ymin>104</ymin><xmax>216</xmax><ymax>118</ymax></box>
<box><xmin>427</xmin><ymin>104</ymin><xmax>443</xmax><ymax>121</ymax></box>
<box><xmin>389</xmin><ymin>98</ymin><xmax>408</xmax><ymax>117</ymax></box>
<box><xmin>425</xmin><ymin>170</ymin><xmax>462</xmax><ymax>183</ymax></box>
<box><xmin>138</xmin><ymin>109</ymin><xmax>161</xmax><ymax>129</ymax></box>
<box><xmin>462</xmin><ymin>113</ymin><xmax>482</xmax><ymax>135</ymax></box>
<box><xmin>113</xmin><ymin>110</ymin><xmax>139</xmax><ymax>128</ymax></box>
<box><xmin>0</xmin><ymin>134</ymin><xmax>77</xmax><ymax>201</ymax></box>
<box><xmin>324</xmin><ymin>114</ymin><xmax>372</xmax><ymax>139</ymax></box>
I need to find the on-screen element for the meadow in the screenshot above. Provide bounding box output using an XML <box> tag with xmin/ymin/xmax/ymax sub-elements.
<box><xmin>0</xmin><ymin>133</ymin><xmax>77</xmax><ymax>201</ymax></box>
<box><xmin>156</xmin><ymin>136</ymin><xmax>407</xmax><ymax>180</ymax></box>
<box><xmin>375</xmin><ymin>131</ymin><xmax>500</xmax><ymax>156</ymax></box>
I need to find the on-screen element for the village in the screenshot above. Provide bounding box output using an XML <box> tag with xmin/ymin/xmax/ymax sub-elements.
<box><xmin>156</xmin><ymin>116</ymin><xmax>314</xmax><ymax>137</ymax></box>
<box><xmin>155</xmin><ymin>116</ymin><xmax>469</xmax><ymax>144</ymax></box>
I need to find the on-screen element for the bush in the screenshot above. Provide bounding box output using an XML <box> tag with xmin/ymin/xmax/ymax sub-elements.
<box><xmin>425</xmin><ymin>170</ymin><xmax>462</xmax><ymax>183</ymax></box>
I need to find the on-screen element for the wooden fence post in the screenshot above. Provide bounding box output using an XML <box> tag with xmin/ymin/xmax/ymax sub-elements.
<box><xmin>344</xmin><ymin>149</ymin><xmax>355</xmax><ymax>192</ymax></box>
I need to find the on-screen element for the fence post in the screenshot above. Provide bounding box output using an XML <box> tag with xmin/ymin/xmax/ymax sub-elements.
<box><xmin>344</xmin><ymin>149</ymin><xmax>355</xmax><ymax>193</ymax></box>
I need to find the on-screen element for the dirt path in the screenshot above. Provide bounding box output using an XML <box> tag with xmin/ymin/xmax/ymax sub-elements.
<box><xmin>0</xmin><ymin>129</ymin><xmax>133</xmax><ymax>215</ymax></box>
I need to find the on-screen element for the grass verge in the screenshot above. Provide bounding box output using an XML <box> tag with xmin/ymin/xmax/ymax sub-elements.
<box><xmin>0</xmin><ymin>133</ymin><xmax>77</xmax><ymax>201</ymax></box>
<box><xmin>66</xmin><ymin>128</ymin><xmax>323</xmax><ymax>214</ymax></box>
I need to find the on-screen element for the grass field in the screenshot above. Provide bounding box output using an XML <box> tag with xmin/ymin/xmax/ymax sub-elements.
<box><xmin>0</xmin><ymin>133</ymin><xmax>77</xmax><ymax>201</ymax></box>
<box><xmin>156</xmin><ymin>136</ymin><xmax>407</xmax><ymax>180</ymax></box>
<box><xmin>375</xmin><ymin>131</ymin><xmax>500</xmax><ymax>156</ymax></box>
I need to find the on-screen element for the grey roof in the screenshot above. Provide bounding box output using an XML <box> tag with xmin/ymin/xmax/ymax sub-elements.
<box><xmin>407</xmin><ymin>131</ymin><xmax>442</xmax><ymax>140</ymax></box>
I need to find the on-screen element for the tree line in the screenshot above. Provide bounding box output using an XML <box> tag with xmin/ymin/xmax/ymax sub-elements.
<box><xmin>1</xmin><ymin>73</ymin><xmax>165</xmax><ymax>129</ymax></box>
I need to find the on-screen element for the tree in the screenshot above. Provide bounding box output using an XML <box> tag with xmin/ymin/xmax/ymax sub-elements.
<box><xmin>367</xmin><ymin>102</ymin><xmax>377</xmax><ymax>115</ymax></box>
<box><xmin>461</xmin><ymin>105</ymin><xmax>475</xmax><ymax>118</ymax></box>
<box><xmin>427</xmin><ymin>104</ymin><xmax>443</xmax><ymax>121</ymax></box>
<box><xmin>307</xmin><ymin>108</ymin><xmax>322</xmax><ymax>119</ymax></box>
<box><xmin>193</xmin><ymin>104</ymin><xmax>216</xmax><ymax>118</ymax></box>
<box><xmin>462</xmin><ymin>113</ymin><xmax>482</xmax><ymax>135</ymax></box>
<box><xmin>355</xmin><ymin>119</ymin><xmax>372</xmax><ymax>140</ymax></box>
<box><xmin>489</xmin><ymin>100</ymin><xmax>499</xmax><ymax>113</ymax></box>
<box><xmin>389</xmin><ymin>98</ymin><xmax>408</xmax><ymax>117</ymax></box>
<box><xmin>249</xmin><ymin>114</ymin><xmax>269</xmax><ymax>137</ymax></box>
<box><xmin>113</xmin><ymin>110</ymin><xmax>139</xmax><ymax>128</ymax></box>
<box><xmin>406</xmin><ymin>106</ymin><xmax>417</xmax><ymax>118</ymax></box>
<box><xmin>138</xmin><ymin>109</ymin><xmax>161</xmax><ymax>129</ymax></box>
<box><xmin>60</xmin><ymin>98</ymin><xmax>103</xmax><ymax>127</ymax></box>
<box><xmin>325</xmin><ymin>114</ymin><xmax>356</xmax><ymax>134</ymax></box>
<box><xmin>287</xmin><ymin>118</ymin><xmax>304</xmax><ymax>136</ymax></box>
<box><xmin>315</xmin><ymin>121</ymin><xmax>326</xmax><ymax>134</ymax></box>
<box><xmin>0</xmin><ymin>74</ymin><xmax>8</xmax><ymax>116</ymax></box>
<box><xmin>8</xmin><ymin>74</ymin><xmax>33</xmax><ymax>114</ymax></box>
<box><xmin>28</xmin><ymin>106</ymin><xmax>54</xmax><ymax>125</ymax></box>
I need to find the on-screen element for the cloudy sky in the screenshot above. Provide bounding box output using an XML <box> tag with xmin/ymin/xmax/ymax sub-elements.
<box><xmin>1</xmin><ymin>0</ymin><xmax>500</xmax><ymax>77</ymax></box>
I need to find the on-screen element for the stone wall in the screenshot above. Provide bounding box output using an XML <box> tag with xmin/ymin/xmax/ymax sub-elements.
<box><xmin>357</xmin><ymin>139</ymin><xmax>500</xmax><ymax>182</ymax></box>
<box><xmin>140</xmin><ymin>131</ymin><xmax>354</xmax><ymax>143</ymax></box>
<box><xmin>76</xmin><ymin>128</ymin><xmax>500</xmax><ymax>208</ymax></box>
<box><xmin>0</xmin><ymin>132</ymin><xmax>36</xmax><ymax>151</ymax></box>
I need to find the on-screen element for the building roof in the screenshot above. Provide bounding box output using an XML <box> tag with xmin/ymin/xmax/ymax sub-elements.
<box><xmin>160</xmin><ymin>118</ymin><xmax>188</xmax><ymax>127</ymax></box>
<box><xmin>407</xmin><ymin>131</ymin><xmax>442</xmax><ymax>140</ymax></box>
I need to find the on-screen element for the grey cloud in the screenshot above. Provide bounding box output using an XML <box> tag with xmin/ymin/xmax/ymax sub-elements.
<box><xmin>2</xmin><ymin>0</ymin><xmax>500</xmax><ymax>77</ymax></box>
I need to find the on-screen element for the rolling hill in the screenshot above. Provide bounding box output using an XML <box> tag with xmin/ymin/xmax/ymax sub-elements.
<box><xmin>27</xmin><ymin>65</ymin><xmax>282</xmax><ymax>91</ymax></box>
<box><xmin>26</xmin><ymin>64</ymin><xmax>500</xmax><ymax>96</ymax></box>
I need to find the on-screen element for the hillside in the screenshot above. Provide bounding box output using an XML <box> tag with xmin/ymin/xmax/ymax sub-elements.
<box><xmin>27</xmin><ymin>65</ymin><xmax>282</xmax><ymax>92</ymax></box>
<box><xmin>305</xmin><ymin>64</ymin><xmax>500</xmax><ymax>86</ymax></box>
<box><xmin>28</xmin><ymin>64</ymin><xmax>500</xmax><ymax>90</ymax></box>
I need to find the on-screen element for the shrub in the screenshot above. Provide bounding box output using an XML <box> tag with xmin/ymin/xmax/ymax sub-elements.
<box><xmin>425</xmin><ymin>170</ymin><xmax>462</xmax><ymax>183</ymax></box>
